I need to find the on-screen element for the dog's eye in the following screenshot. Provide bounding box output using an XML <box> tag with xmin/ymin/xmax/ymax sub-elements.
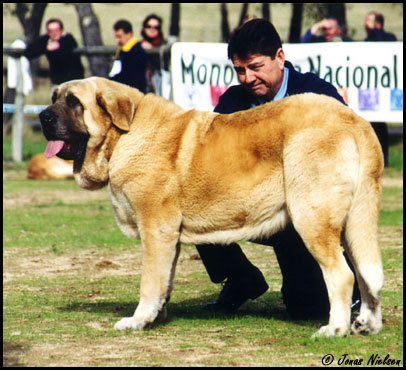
<box><xmin>66</xmin><ymin>93</ymin><xmax>81</xmax><ymax>108</ymax></box>
<box><xmin>51</xmin><ymin>91</ymin><xmax>57</xmax><ymax>104</ymax></box>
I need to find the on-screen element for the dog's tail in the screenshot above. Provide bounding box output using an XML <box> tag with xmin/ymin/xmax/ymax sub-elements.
<box><xmin>342</xmin><ymin>118</ymin><xmax>384</xmax><ymax>334</ymax></box>
<box><xmin>344</xmin><ymin>118</ymin><xmax>383</xmax><ymax>262</ymax></box>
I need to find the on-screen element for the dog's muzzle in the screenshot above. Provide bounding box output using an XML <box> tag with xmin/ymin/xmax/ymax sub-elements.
<box><xmin>39</xmin><ymin>109</ymin><xmax>57</xmax><ymax>126</ymax></box>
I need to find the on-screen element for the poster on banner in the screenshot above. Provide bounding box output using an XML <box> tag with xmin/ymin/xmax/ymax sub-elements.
<box><xmin>170</xmin><ymin>43</ymin><xmax>239</xmax><ymax>111</ymax></box>
<box><xmin>170</xmin><ymin>42</ymin><xmax>403</xmax><ymax>123</ymax></box>
<box><xmin>283</xmin><ymin>42</ymin><xmax>403</xmax><ymax>123</ymax></box>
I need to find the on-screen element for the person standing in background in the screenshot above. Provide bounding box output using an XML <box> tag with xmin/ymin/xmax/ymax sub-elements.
<box><xmin>364</xmin><ymin>11</ymin><xmax>397</xmax><ymax>41</ymax></box>
<box><xmin>364</xmin><ymin>11</ymin><xmax>397</xmax><ymax>167</ymax></box>
<box><xmin>301</xmin><ymin>16</ymin><xmax>352</xmax><ymax>43</ymax></box>
<box><xmin>140</xmin><ymin>14</ymin><xmax>167</xmax><ymax>95</ymax></box>
<box><xmin>25</xmin><ymin>18</ymin><xmax>84</xmax><ymax>86</ymax></box>
<box><xmin>109</xmin><ymin>19</ymin><xmax>146</xmax><ymax>92</ymax></box>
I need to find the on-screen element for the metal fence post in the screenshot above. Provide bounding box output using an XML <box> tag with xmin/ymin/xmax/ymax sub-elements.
<box><xmin>4</xmin><ymin>45</ymin><xmax>173</xmax><ymax>163</ymax></box>
<box><xmin>11</xmin><ymin>57</ymin><xmax>25</xmax><ymax>162</ymax></box>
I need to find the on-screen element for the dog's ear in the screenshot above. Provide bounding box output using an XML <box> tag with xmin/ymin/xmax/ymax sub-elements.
<box><xmin>96</xmin><ymin>91</ymin><xmax>135</xmax><ymax>132</ymax></box>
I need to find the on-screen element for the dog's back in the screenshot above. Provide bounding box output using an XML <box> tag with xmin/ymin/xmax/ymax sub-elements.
<box><xmin>178</xmin><ymin>93</ymin><xmax>382</xmax><ymax>242</ymax></box>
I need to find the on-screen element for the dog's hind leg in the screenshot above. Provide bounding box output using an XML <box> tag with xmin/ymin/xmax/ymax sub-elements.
<box><xmin>114</xmin><ymin>215</ymin><xmax>181</xmax><ymax>331</ymax></box>
<box><xmin>283</xmin><ymin>135</ymin><xmax>359</xmax><ymax>337</ymax></box>
<box><xmin>295</xmin><ymin>224</ymin><xmax>354</xmax><ymax>337</ymax></box>
<box><xmin>342</xmin><ymin>178</ymin><xmax>383</xmax><ymax>335</ymax></box>
<box><xmin>286</xmin><ymin>185</ymin><xmax>354</xmax><ymax>337</ymax></box>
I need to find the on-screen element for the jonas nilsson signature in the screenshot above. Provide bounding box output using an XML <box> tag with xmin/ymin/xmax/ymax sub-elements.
<box><xmin>321</xmin><ymin>353</ymin><xmax>402</xmax><ymax>366</ymax></box>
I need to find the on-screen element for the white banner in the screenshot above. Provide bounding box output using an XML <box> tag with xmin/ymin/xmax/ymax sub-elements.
<box><xmin>170</xmin><ymin>43</ymin><xmax>239</xmax><ymax>111</ymax></box>
<box><xmin>170</xmin><ymin>42</ymin><xmax>403</xmax><ymax>123</ymax></box>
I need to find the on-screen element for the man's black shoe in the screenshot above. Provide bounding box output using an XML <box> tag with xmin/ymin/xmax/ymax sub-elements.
<box><xmin>203</xmin><ymin>267</ymin><xmax>269</xmax><ymax>313</ymax></box>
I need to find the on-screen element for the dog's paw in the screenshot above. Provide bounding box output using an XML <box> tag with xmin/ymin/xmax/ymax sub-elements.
<box><xmin>311</xmin><ymin>324</ymin><xmax>349</xmax><ymax>338</ymax></box>
<box><xmin>351</xmin><ymin>316</ymin><xmax>381</xmax><ymax>335</ymax></box>
<box><xmin>114</xmin><ymin>317</ymin><xmax>146</xmax><ymax>331</ymax></box>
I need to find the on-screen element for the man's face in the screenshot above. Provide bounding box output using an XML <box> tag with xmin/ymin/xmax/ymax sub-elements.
<box><xmin>47</xmin><ymin>22</ymin><xmax>63</xmax><ymax>41</ymax></box>
<box><xmin>322</xmin><ymin>19</ymin><xmax>341</xmax><ymax>41</ymax></box>
<box><xmin>232</xmin><ymin>50</ymin><xmax>285</xmax><ymax>101</ymax></box>
<box><xmin>365</xmin><ymin>14</ymin><xmax>376</xmax><ymax>33</ymax></box>
<box><xmin>114</xmin><ymin>29</ymin><xmax>133</xmax><ymax>47</ymax></box>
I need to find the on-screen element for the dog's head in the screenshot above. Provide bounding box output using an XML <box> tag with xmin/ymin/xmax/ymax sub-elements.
<box><xmin>39</xmin><ymin>77</ymin><xmax>143</xmax><ymax>188</ymax></box>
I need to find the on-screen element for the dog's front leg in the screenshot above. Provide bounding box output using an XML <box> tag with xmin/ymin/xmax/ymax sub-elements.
<box><xmin>114</xmin><ymin>226</ymin><xmax>181</xmax><ymax>331</ymax></box>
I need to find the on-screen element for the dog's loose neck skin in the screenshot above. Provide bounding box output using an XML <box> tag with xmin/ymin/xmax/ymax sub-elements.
<box><xmin>74</xmin><ymin>125</ymin><xmax>124</xmax><ymax>190</ymax></box>
<box><xmin>73</xmin><ymin>79</ymin><xmax>144</xmax><ymax>190</ymax></box>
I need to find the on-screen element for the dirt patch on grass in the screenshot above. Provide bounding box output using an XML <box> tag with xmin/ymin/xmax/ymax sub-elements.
<box><xmin>3</xmin><ymin>188</ymin><xmax>109</xmax><ymax>209</ymax></box>
<box><xmin>382</xmin><ymin>176</ymin><xmax>403</xmax><ymax>188</ymax></box>
<box><xmin>3</xmin><ymin>248</ymin><xmax>141</xmax><ymax>284</ymax></box>
<box><xmin>3</xmin><ymin>341</ymin><xmax>30</xmax><ymax>367</ymax></box>
<box><xmin>3</xmin><ymin>245</ymin><xmax>205</xmax><ymax>285</ymax></box>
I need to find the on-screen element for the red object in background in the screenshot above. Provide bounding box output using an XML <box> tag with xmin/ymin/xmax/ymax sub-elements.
<box><xmin>210</xmin><ymin>85</ymin><xmax>229</xmax><ymax>106</ymax></box>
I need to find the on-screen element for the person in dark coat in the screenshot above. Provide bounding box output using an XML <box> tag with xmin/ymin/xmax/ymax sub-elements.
<box><xmin>140</xmin><ymin>14</ymin><xmax>168</xmax><ymax>95</ymax></box>
<box><xmin>24</xmin><ymin>18</ymin><xmax>84</xmax><ymax>85</ymax></box>
<box><xmin>301</xmin><ymin>16</ymin><xmax>352</xmax><ymax>43</ymax></box>
<box><xmin>109</xmin><ymin>19</ymin><xmax>146</xmax><ymax>92</ymax></box>
<box><xmin>197</xmin><ymin>19</ymin><xmax>360</xmax><ymax>319</ymax></box>
<box><xmin>364</xmin><ymin>11</ymin><xmax>397</xmax><ymax>167</ymax></box>
<box><xmin>364</xmin><ymin>11</ymin><xmax>397</xmax><ymax>42</ymax></box>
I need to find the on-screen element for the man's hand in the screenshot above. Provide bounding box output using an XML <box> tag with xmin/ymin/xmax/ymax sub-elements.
<box><xmin>310</xmin><ymin>19</ymin><xmax>331</xmax><ymax>35</ymax></box>
<box><xmin>47</xmin><ymin>40</ymin><xmax>60</xmax><ymax>51</ymax></box>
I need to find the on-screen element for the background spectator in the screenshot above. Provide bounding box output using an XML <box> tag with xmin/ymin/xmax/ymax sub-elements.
<box><xmin>364</xmin><ymin>11</ymin><xmax>397</xmax><ymax>41</ymax></box>
<box><xmin>364</xmin><ymin>11</ymin><xmax>396</xmax><ymax>167</ymax></box>
<box><xmin>24</xmin><ymin>18</ymin><xmax>84</xmax><ymax>86</ymax></box>
<box><xmin>141</xmin><ymin>14</ymin><xmax>167</xmax><ymax>95</ymax></box>
<box><xmin>109</xmin><ymin>19</ymin><xmax>146</xmax><ymax>92</ymax></box>
<box><xmin>301</xmin><ymin>16</ymin><xmax>352</xmax><ymax>42</ymax></box>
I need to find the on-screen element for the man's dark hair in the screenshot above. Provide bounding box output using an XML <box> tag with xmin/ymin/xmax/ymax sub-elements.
<box><xmin>374</xmin><ymin>13</ymin><xmax>384</xmax><ymax>27</ymax></box>
<box><xmin>46</xmin><ymin>18</ymin><xmax>64</xmax><ymax>31</ymax></box>
<box><xmin>114</xmin><ymin>19</ymin><xmax>133</xmax><ymax>34</ymax></box>
<box><xmin>227</xmin><ymin>18</ymin><xmax>282</xmax><ymax>61</ymax></box>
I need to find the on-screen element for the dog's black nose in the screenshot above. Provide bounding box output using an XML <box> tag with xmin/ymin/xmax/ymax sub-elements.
<box><xmin>39</xmin><ymin>109</ymin><xmax>57</xmax><ymax>125</ymax></box>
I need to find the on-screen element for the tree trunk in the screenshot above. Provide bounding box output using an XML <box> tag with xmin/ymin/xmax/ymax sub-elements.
<box><xmin>327</xmin><ymin>3</ymin><xmax>347</xmax><ymax>35</ymax></box>
<box><xmin>220</xmin><ymin>3</ymin><xmax>230</xmax><ymax>42</ymax></box>
<box><xmin>169</xmin><ymin>3</ymin><xmax>180</xmax><ymax>42</ymax></box>
<box><xmin>238</xmin><ymin>3</ymin><xmax>249</xmax><ymax>26</ymax></box>
<box><xmin>261</xmin><ymin>3</ymin><xmax>270</xmax><ymax>22</ymax></box>
<box><xmin>327</xmin><ymin>3</ymin><xmax>346</xmax><ymax>27</ymax></box>
<box><xmin>74</xmin><ymin>3</ymin><xmax>110</xmax><ymax>77</ymax></box>
<box><xmin>15</xmin><ymin>3</ymin><xmax>48</xmax><ymax>77</ymax></box>
<box><xmin>15</xmin><ymin>3</ymin><xmax>47</xmax><ymax>45</ymax></box>
<box><xmin>288</xmin><ymin>3</ymin><xmax>303</xmax><ymax>43</ymax></box>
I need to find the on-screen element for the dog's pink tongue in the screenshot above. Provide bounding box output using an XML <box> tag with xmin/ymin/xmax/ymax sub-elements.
<box><xmin>44</xmin><ymin>140</ymin><xmax>65</xmax><ymax>158</ymax></box>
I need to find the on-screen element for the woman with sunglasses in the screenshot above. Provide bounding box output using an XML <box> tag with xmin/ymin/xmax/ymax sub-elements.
<box><xmin>141</xmin><ymin>14</ymin><xmax>165</xmax><ymax>49</ymax></box>
<box><xmin>141</xmin><ymin>14</ymin><xmax>167</xmax><ymax>95</ymax></box>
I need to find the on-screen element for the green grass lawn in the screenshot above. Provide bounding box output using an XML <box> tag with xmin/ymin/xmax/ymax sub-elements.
<box><xmin>3</xmin><ymin>3</ymin><xmax>403</xmax><ymax>364</ymax></box>
<box><xmin>3</xmin><ymin>149</ymin><xmax>403</xmax><ymax>366</ymax></box>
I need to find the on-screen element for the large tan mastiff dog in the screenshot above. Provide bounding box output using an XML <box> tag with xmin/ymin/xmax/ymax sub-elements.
<box><xmin>39</xmin><ymin>77</ymin><xmax>384</xmax><ymax>337</ymax></box>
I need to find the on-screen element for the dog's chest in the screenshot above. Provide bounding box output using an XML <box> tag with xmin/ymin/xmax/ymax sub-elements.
<box><xmin>108</xmin><ymin>183</ymin><xmax>141</xmax><ymax>240</ymax></box>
